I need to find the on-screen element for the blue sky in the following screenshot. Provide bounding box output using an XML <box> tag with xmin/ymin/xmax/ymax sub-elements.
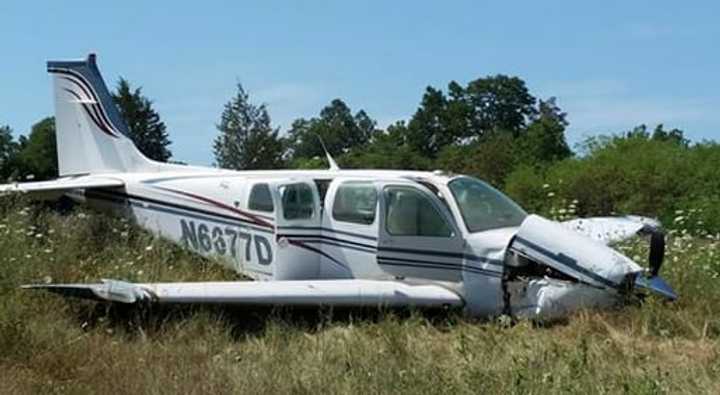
<box><xmin>1</xmin><ymin>1</ymin><xmax>718</xmax><ymax>165</ymax></box>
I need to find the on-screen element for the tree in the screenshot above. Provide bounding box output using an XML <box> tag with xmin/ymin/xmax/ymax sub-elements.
<box><xmin>519</xmin><ymin>97</ymin><xmax>572</xmax><ymax>164</ymax></box>
<box><xmin>213</xmin><ymin>84</ymin><xmax>285</xmax><ymax>170</ymax></box>
<box><xmin>405</xmin><ymin>75</ymin><xmax>538</xmax><ymax>158</ymax></box>
<box><xmin>459</xmin><ymin>75</ymin><xmax>537</xmax><ymax>138</ymax></box>
<box><xmin>652</xmin><ymin>124</ymin><xmax>689</xmax><ymax>147</ymax></box>
<box><xmin>342</xmin><ymin>121</ymin><xmax>432</xmax><ymax>170</ymax></box>
<box><xmin>286</xmin><ymin>99</ymin><xmax>378</xmax><ymax>164</ymax></box>
<box><xmin>16</xmin><ymin>117</ymin><xmax>57</xmax><ymax>181</ymax></box>
<box><xmin>436</xmin><ymin>133</ymin><xmax>519</xmax><ymax>187</ymax></box>
<box><xmin>112</xmin><ymin>78</ymin><xmax>172</xmax><ymax>162</ymax></box>
<box><xmin>0</xmin><ymin>125</ymin><xmax>19</xmax><ymax>181</ymax></box>
<box><xmin>406</xmin><ymin>87</ymin><xmax>457</xmax><ymax>158</ymax></box>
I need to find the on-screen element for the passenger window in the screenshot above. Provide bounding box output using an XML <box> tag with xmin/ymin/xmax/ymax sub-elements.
<box><xmin>332</xmin><ymin>182</ymin><xmax>377</xmax><ymax>225</ymax></box>
<box><xmin>248</xmin><ymin>183</ymin><xmax>274</xmax><ymax>212</ymax></box>
<box><xmin>281</xmin><ymin>183</ymin><xmax>315</xmax><ymax>220</ymax></box>
<box><xmin>384</xmin><ymin>186</ymin><xmax>453</xmax><ymax>237</ymax></box>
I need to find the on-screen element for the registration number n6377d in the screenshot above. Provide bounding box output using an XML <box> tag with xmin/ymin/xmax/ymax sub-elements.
<box><xmin>179</xmin><ymin>219</ymin><xmax>272</xmax><ymax>265</ymax></box>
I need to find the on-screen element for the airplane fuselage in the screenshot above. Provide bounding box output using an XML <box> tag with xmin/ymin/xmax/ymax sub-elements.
<box><xmin>77</xmin><ymin>168</ymin><xmax>515</xmax><ymax>316</ymax></box>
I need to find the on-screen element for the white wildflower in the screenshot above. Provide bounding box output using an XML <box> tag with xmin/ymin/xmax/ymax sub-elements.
<box><xmin>145</xmin><ymin>245</ymin><xmax>153</xmax><ymax>252</ymax></box>
<box><xmin>547</xmin><ymin>192</ymin><xmax>555</xmax><ymax>197</ymax></box>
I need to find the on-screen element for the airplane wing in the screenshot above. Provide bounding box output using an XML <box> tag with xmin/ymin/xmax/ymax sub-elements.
<box><xmin>561</xmin><ymin>215</ymin><xmax>662</xmax><ymax>245</ymax></box>
<box><xmin>22</xmin><ymin>279</ymin><xmax>464</xmax><ymax>308</ymax></box>
<box><xmin>0</xmin><ymin>176</ymin><xmax>124</xmax><ymax>199</ymax></box>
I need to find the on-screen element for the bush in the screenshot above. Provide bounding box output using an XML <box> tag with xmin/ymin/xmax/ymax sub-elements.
<box><xmin>505</xmin><ymin>135</ymin><xmax>720</xmax><ymax>233</ymax></box>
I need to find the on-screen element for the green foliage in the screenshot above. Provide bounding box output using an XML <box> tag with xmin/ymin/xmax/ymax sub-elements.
<box><xmin>112</xmin><ymin>78</ymin><xmax>172</xmax><ymax>162</ymax></box>
<box><xmin>342</xmin><ymin>122</ymin><xmax>432</xmax><ymax>170</ymax></box>
<box><xmin>505</xmin><ymin>132</ymin><xmax>720</xmax><ymax>233</ymax></box>
<box><xmin>213</xmin><ymin>84</ymin><xmax>286</xmax><ymax>170</ymax></box>
<box><xmin>14</xmin><ymin>117</ymin><xmax>58</xmax><ymax>181</ymax></box>
<box><xmin>406</xmin><ymin>87</ymin><xmax>459</xmax><ymax>157</ymax></box>
<box><xmin>403</xmin><ymin>76</ymin><xmax>541</xmax><ymax>160</ymax></box>
<box><xmin>0</xmin><ymin>125</ymin><xmax>19</xmax><ymax>181</ymax></box>
<box><xmin>436</xmin><ymin>133</ymin><xmax>519</xmax><ymax>187</ymax></box>
<box><xmin>519</xmin><ymin>97</ymin><xmax>572</xmax><ymax>164</ymax></box>
<box><xmin>287</xmin><ymin>99</ymin><xmax>379</xmax><ymax>165</ymax></box>
<box><xmin>459</xmin><ymin>74</ymin><xmax>538</xmax><ymax>137</ymax></box>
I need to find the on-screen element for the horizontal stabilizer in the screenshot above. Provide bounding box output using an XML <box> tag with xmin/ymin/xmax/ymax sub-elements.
<box><xmin>0</xmin><ymin>176</ymin><xmax>124</xmax><ymax>199</ymax></box>
<box><xmin>23</xmin><ymin>279</ymin><xmax>464</xmax><ymax>308</ymax></box>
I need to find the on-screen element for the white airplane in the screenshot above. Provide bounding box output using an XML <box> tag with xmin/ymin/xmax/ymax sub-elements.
<box><xmin>1</xmin><ymin>54</ymin><xmax>676</xmax><ymax>320</ymax></box>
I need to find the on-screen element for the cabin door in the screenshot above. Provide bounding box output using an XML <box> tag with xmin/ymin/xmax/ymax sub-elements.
<box><xmin>376</xmin><ymin>180</ymin><xmax>465</xmax><ymax>282</ymax></box>
<box><xmin>271</xmin><ymin>179</ymin><xmax>323</xmax><ymax>280</ymax></box>
<box><xmin>321</xmin><ymin>178</ymin><xmax>381</xmax><ymax>279</ymax></box>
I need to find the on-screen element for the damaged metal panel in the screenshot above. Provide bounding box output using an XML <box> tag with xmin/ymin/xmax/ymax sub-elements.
<box><xmin>510</xmin><ymin>215</ymin><xmax>642</xmax><ymax>289</ymax></box>
<box><xmin>507</xmin><ymin>278</ymin><xmax>618</xmax><ymax>320</ymax></box>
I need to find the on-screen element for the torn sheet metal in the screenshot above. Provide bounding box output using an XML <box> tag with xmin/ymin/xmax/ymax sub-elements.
<box><xmin>507</xmin><ymin>277</ymin><xmax>618</xmax><ymax>320</ymax></box>
<box><xmin>511</xmin><ymin>215</ymin><xmax>643</xmax><ymax>289</ymax></box>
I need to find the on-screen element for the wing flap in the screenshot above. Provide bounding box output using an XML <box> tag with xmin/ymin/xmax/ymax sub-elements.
<box><xmin>22</xmin><ymin>279</ymin><xmax>464</xmax><ymax>308</ymax></box>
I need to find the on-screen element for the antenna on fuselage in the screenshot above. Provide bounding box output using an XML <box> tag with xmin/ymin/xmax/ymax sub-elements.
<box><xmin>316</xmin><ymin>135</ymin><xmax>340</xmax><ymax>171</ymax></box>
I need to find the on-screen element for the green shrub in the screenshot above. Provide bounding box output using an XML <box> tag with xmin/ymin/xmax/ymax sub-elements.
<box><xmin>505</xmin><ymin>135</ymin><xmax>720</xmax><ymax>233</ymax></box>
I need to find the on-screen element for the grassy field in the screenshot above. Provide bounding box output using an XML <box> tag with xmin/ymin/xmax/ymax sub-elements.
<box><xmin>1</xmin><ymin>198</ymin><xmax>719</xmax><ymax>394</ymax></box>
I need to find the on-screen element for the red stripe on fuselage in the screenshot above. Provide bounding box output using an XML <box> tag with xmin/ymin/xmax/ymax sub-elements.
<box><xmin>156</xmin><ymin>186</ymin><xmax>274</xmax><ymax>229</ymax></box>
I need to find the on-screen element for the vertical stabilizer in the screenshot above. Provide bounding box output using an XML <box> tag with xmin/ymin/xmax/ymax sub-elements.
<box><xmin>48</xmin><ymin>54</ymin><xmax>154</xmax><ymax>176</ymax></box>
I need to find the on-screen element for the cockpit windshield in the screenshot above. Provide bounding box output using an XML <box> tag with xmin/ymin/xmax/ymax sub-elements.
<box><xmin>448</xmin><ymin>176</ymin><xmax>527</xmax><ymax>233</ymax></box>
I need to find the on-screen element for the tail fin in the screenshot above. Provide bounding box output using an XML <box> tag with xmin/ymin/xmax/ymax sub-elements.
<box><xmin>48</xmin><ymin>54</ymin><xmax>154</xmax><ymax>176</ymax></box>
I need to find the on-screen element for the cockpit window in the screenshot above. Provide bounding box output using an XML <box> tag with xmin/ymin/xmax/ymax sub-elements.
<box><xmin>448</xmin><ymin>177</ymin><xmax>527</xmax><ymax>233</ymax></box>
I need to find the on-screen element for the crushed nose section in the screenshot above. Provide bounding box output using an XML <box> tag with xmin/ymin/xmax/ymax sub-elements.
<box><xmin>509</xmin><ymin>215</ymin><xmax>641</xmax><ymax>289</ymax></box>
<box><xmin>502</xmin><ymin>214</ymin><xmax>676</xmax><ymax>319</ymax></box>
<box><xmin>507</xmin><ymin>278</ymin><xmax>618</xmax><ymax>320</ymax></box>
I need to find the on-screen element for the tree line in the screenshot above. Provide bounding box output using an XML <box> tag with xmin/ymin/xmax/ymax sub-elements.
<box><xmin>0</xmin><ymin>73</ymin><xmax>688</xmax><ymax>191</ymax></box>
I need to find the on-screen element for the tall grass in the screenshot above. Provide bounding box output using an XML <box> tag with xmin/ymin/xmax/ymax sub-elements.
<box><xmin>1</xmin><ymin>198</ymin><xmax>719</xmax><ymax>394</ymax></box>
